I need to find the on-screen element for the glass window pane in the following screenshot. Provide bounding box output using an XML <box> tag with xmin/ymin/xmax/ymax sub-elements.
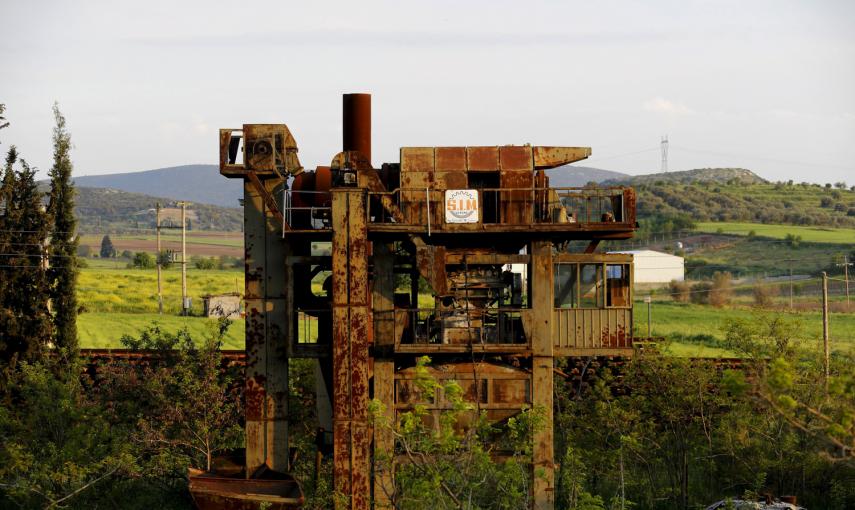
<box><xmin>606</xmin><ymin>264</ymin><xmax>630</xmax><ymax>307</ymax></box>
<box><xmin>579</xmin><ymin>264</ymin><xmax>603</xmax><ymax>308</ymax></box>
<box><xmin>553</xmin><ymin>263</ymin><xmax>578</xmax><ymax>308</ymax></box>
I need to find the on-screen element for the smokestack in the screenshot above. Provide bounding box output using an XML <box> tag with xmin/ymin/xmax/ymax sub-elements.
<box><xmin>342</xmin><ymin>93</ymin><xmax>371</xmax><ymax>165</ymax></box>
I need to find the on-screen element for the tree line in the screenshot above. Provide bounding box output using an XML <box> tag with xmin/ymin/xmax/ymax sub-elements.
<box><xmin>0</xmin><ymin>103</ymin><xmax>78</xmax><ymax>366</ymax></box>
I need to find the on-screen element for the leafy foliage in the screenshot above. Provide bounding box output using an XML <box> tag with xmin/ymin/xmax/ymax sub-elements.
<box><xmin>371</xmin><ymin>356</ymin><xmax>545</xmax><ymax>509</ymax></box>
<box><xmin>47</xmin><ymin>104</ymin><xmax>79</xmax><ymax>357</ymax></box>
<box><xmin>630</xmin><ymin>180</ymin><xmax>855</xmax><ymax>229</ymax></box>
<box><xmin>0</xmin><ymin>146</ymin><xmax>53</xmax><ymax>365</ymax></box>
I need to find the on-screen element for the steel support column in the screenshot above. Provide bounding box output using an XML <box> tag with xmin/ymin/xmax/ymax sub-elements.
<box><xmin>331</xmin><ymin>189</ymin><xmax>370</xmax><ymax>510</ymax></box>
<box><xmin>372</xmin><ymin>242</ymin><xmax>396</xmax><ymax>508</ymax></box>
<box><xmin>531</xmin><ymin>240</ymin><xmax>555</xmax><ymax>510</ymax></box>
<box><xmin>243</xmin><ymin>178</ymin><xmax>290</xmax><ymax>475</ymax></box>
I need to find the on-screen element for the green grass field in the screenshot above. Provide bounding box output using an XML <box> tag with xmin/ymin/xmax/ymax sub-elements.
<box><xmin>79</xmin><ymin>313</ymin><xmax>245</xmax><ymax>349</ymax></box>
<box><xmin>77</xmin><ymin>267</ymin><xmax>246</xmax><ymax>348</ymax></box>
<box><xmin>634</xmin><ymin>301</ymin><xmax>855</xmax><ymax>357</ymax></box>
<box><xmin>79</xmin><ymin>267</ymin><xmax>243</xmax><ymax>315</ymax></box>
<box><xmin>695</xmin><ymin>222</ymin><xmax>855</xmax><ymax>244</ymax></box>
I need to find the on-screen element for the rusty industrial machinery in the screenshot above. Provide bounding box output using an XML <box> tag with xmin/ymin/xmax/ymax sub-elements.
<box><xmin>200</xmin><ymin>93</ymin><xmax>639</xmax><ymax>509</ymax></box>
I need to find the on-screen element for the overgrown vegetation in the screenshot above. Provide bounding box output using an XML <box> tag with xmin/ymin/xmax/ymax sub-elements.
<box><xmin>632</xmin><ymin>180</ymin><xmax>855</xmax><ymax>228</ymax></box>
<box><xmin>554</xmin><ymin>313</ymin><xmax>855</xmax><ymax>509</ymax></box>
<box><xmin>371</xmin><ymin>356</ymin><xmax>545</xmax><ymax>509</ymax></box>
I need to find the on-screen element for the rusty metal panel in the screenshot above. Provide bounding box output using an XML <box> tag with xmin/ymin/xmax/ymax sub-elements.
<box><xmin>435</xmin><ymin>171</ymin><xmax>468</xmax><ymax>189</ymax></box>
<box><xmin>466</xmin><ymin>146</ymin><xmax>499</xmax><ymax>171</ymax></box>
<box><xmin>400</xmin><ymin>171</ymin><xmax>432</xmax><ymax>224</ymax></box>
<box><xmin>499</xmin><ymin>146</ymin><xmax>533</xmax><ymax>171</ymax></box>
<box><xmin>435</xmin><ymin>147</ymin><xmax>466</xmax><ymax>171</ymax></box>
<box><xmin>400</xmin><ymin>147</ymin><xmax>435</xmax><ymax>173</ymax></box>
<box><xmin>500</xmin><ymin>170</ymin><xmax>534</xmax><ymax>224</ymax></box>
<box><xmin>553</xmin><ymin>308</ymin><xmax>631</xmax><ymax>349</ymax></box>
<box><xmin>532</xmin><ymin>146</ymin><xmax>591</xmax><ymax>169</ymax></box>
<box><xmin>416</xmin><ymin>245</ymin><xmax>448</xmax><ymax>295</ymax></box>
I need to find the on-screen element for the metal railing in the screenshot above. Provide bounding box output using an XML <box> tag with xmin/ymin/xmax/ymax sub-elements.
<box><xmin>282</xmin><ymin>190</ymin><xmax>332</xmax><ymax>230</ymax></box>
<box><xmin>368</xmin><ymin>187</ymin><xmax>628</xmax><ymax>227</ymax></box>
<box><xmin>374</xmin><ymin>308</ymin><xmax>528</xmax><ymax>346</ymax></box>
<box><xmin>281</xmin><ymin>186</ymin><xmax>630</xmax><ymax>231</ymax></box>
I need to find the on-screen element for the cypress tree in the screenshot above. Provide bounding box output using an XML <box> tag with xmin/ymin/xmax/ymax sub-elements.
<box><xmin>100</xmin><ymin>234</ymin><xmax>115</xmax><ymax>258</ymax></box>
<box><xmin>47</xmin><ymin>104</ymin><xmax>78</xmax><ymax>358</ymax></box>
<box><xmin>0</xmin><ymin>151</ymin><xmax>52</xmax><ymax>364</ymax></box>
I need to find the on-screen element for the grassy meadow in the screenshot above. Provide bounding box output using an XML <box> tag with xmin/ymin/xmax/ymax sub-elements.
<box><xmin>77</xmin><ymin>266</ymin><xmax>246</xmax><ymax>348</ymax></box>
<box><xmin>695</xmin><ymin>221</ymin><xmax>855</xmax><ymax>244</ymax></box>
<box><xmin>634</xmin><ymin>300</ymin><xmax>855</xmax><ymax>357</ymax></box>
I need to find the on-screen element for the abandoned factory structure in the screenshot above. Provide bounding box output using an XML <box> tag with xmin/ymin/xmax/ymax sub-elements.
<box><xmin>210</xmin><ymin>94</ymin><xmax>639</xmax><ymax>509</ymax></box>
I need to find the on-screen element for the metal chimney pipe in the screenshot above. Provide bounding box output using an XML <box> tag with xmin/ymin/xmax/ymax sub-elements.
<box><xmin>342</xmin><ymin>93</ymin><xmax>371</xmax><ymax>165</ymax></box>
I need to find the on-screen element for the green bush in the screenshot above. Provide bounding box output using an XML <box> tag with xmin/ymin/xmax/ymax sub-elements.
<box><xmin>130</xmin><ymin>251</ymin><xmax>155</xmax><ymax>269</ymax></box>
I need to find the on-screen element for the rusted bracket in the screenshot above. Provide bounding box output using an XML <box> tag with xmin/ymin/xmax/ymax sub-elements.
<box><xmin>246</xmin><ymin>171</ymin><xmax>290</xmax><ymax>231</ymax></box>
<box><xmin>584</xmin><ymin>240</ymin><xmax>600</xmax><ymax>253</ymax></box>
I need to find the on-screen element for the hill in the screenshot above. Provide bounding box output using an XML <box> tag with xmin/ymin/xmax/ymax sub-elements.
<box><xmin>633</xmin><ymin>180</ymin><xmax>855</xmax><ymax>229</ymax></box>
<box><xmin>603</xmin><ymin>167</ymin><xmax>766</xmax><ymax>186</ymax></box>
<box><xmin>545</xmin><ymin>166</ymin><xmax>629</xmax><ymax>187</ymax></box>
<box><xmin>72</xmin><ymin>164</ymin><xmax>241</xmax><ymax>208</ymax></box>
<box><xmin>71</xmin><ymin>186</ymin><xmax>242</xmax><ymax>232</ymax></box>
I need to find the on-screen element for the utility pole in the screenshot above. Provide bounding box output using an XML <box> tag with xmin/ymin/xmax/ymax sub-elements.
<box><xmin>178</xmin><ymin>201</ymin><xmax>189</xmax><ymax>316</ymax></box>
<box><xmin>156</xmin><ymin>203</ymin><xmax>163</xmax><ymax>315</ymax></box>
<box><xmin>822</xmin><ymin>271</ymin><xmax>829</xmax><ymax>389</ymax></box>
<box><xmin>660</xmin><ymin>135</ymin><xmax>669</xmax><ymax>173</ymax></box>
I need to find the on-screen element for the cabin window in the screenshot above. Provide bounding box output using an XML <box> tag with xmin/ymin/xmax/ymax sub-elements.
<box><xmin>579</xmin><ymin>264</ymin><xmax>604</xmax><ymax>308</ymax></box>
<box><xmin>553</xmin><ymin>263</ymin><xmax>579</xmax><ymax>308</ymax></box>
<box><xmin>606</xmin><ymin>264</ymin><xmax>630</xmax><ymax>307</ymax></box>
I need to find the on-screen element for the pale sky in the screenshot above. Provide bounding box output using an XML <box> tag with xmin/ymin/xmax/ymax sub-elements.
<box><xmin>1</xmin><ymin>0</ymin><xmax>854</xmax><ymax>183</ymax></box>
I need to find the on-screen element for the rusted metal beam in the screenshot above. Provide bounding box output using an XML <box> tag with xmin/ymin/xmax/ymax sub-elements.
<box><xmin>372</xmin><ymin>243</ymin><xmax>396</xmax><ymax>509</ymax></box>
<box><xmin>531</xmin><ymin>241</ymin><xmax>555</xmax><ymax>510</ymax></box>
<box><xmin>243</xmin><ymin>179</ymin><xmax>290</xmax><ymax>476</ymax></box>
<box><xmin>246</xmin><ymin>171</ymin><xmax>289</xmax><ymax>230</ymax></box>
<box><xmin>583</xmin><ymin>240</ymin><xmax>600</xmax><ymax>253</ymax></box>
<box><xmin>532</xmin><ymin>146</ymin><xmax>591</xmax><ymax>169</ymax></box>
<box><xmin>331</xmin><ymin>189</ymin><xmax>370</xmax><ymax>510</ymax></box>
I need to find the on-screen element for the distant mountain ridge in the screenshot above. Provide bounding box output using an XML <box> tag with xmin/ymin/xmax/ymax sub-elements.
<box><xmin>545</xmin><ymin>166</ymin><xmax>629</xmax><ymax>186</ymax></box>
<box><xmin>603</xmin><ymin>167</ymin><xmax>766</xmax><ymax>186</ymax></box>
<box><xmin>40</xmin><ymin>185</ymin><xmax>243</xmax><ymax>232</ymax></box>
<box><xmin>72</xmin><ymin>164</ymin><xmax>241</xmax><ymax>208</ymax></box>
<box><xmin>70</xmin><ymin>164</ymin><xmax>631</xmax><ymax>208</ymax></box>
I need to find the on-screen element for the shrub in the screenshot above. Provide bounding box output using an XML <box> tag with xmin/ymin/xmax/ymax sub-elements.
<box><xmin>131</xmin><ymin>251</ymin><xmax>155</xmax><ymax>269</ymax></box>
<box><xmin>690</xmin><ymin>282</ymin><xmax>712</xmax><ymax>304</ymax></box>
<box><xmin>192</xmin><ymin>256</ymin><xmax>217</xmax><ymax>270</ymax></box>
<box><xmin>753</xmin><ymin>283</ymin><xmax>779</xmax><ymax>307</ymax></box>
<box><xmin>785</xmin><ymin>233</ymin><xmax>802</xmax><ymax>248</ymax></box>
<box><xmin>669</xmin><ymin>279</ymin><xmax>690</xmax><ymax>303</ymax></box>
<box><xmin>710</xmin><ymin>271</ymin><xmax>733</xmax><ymax>307</ymax></box>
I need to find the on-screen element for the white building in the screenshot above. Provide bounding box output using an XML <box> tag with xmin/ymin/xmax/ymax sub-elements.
<box><xmin>608</xmin><ymin>249</ymin><xmax>684</xmax><ymax>284</ymax></box>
